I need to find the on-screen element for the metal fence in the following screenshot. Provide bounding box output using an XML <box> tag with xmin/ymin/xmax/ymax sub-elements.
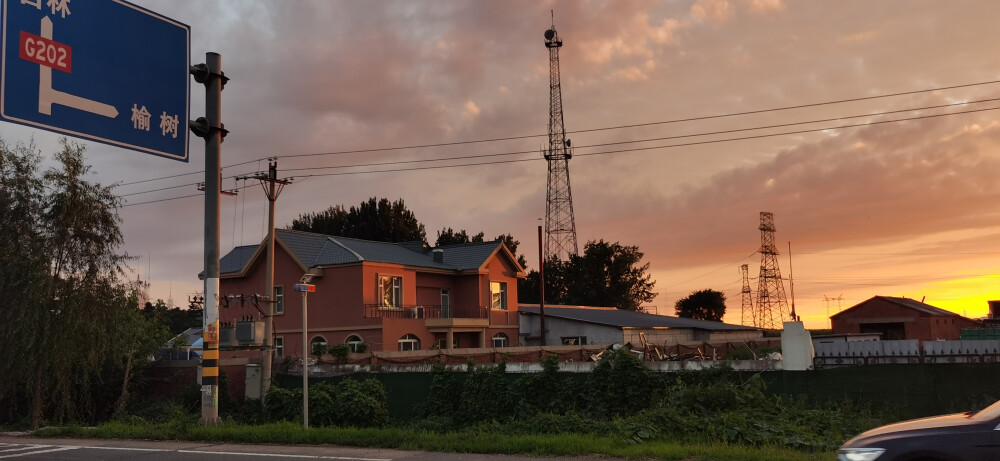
<box><xmin>813</xmin><ymin>339</ymin><xmax>1000</xmax><ymax>368</ymax></box>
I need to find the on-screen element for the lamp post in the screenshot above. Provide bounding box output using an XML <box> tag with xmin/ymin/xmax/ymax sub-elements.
<box><xmin>293</xmin><ymin>281</ymin><xmax>315</xmax><ymax>430</ymax></box>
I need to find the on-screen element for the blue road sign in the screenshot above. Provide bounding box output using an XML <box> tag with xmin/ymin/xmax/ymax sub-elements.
<box><xmin>0</xmin><ymin>0</ymin><xmax>190</xmax><ymax>161</ymax></box>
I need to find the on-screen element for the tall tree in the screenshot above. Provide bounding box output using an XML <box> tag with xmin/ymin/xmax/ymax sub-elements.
<box><xmin>290</xmin><ymin>197</ymin><xmax>426</xmax><ymax>242</ymax></box>
<box><xmin>674</xmin><ymin>289</ymin><xmax>727</xmax><ymax>321</ymax></box>
<box><xmin>518</xmin><ymin>240</ymin><xmax>656</xmax><ymax>311</ymax></box>
<box><xmin>0</xmin><ymin>139</ymin><xmax>148</xmax><ymax>428</ymax></box>
<box><xmin>435</xmin><ymin>227</ymin><xmax>484</xmax><ymax>246</ymax></box>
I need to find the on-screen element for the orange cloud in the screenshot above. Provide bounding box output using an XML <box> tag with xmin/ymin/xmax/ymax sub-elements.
<box><xmin>691</xmin><ymin>0</ymin><xmax>733</xmax><ymax>23</ymax></box>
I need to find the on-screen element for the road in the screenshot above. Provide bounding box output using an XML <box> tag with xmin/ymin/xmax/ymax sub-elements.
<box><xmin>0</xmin><ymin>437</ymin><xmax>622</xmax><ymax>461</ymax></box>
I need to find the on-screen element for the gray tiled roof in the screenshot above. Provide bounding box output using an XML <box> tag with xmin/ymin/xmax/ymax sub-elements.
<box><xmin>219</xmin><ymin>245</ymin><xmax>258</xmax><ymax>275</ymax></box>
<box><xmin>519</xmin><ymin>306</ymin><xmax>756</xmax><ymax>331</ymax></box>
<box><xmin>219</xmin><ymin>228</ymin><xmax>514</xmax><ymax>275</ymax></box>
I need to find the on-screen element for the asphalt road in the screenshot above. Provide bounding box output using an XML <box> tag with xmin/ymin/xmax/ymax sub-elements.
<box><xmin>0</xmin><ymin>437</ymin><xmax>622</xmax><ymax>461</ymax></box>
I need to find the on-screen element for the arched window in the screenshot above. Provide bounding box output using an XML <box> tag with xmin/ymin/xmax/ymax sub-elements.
<box><xmin>492</xmin><ymin>333</ymin><xmax>509</xmax><ymax>348</ymax></box>
<box><xmin>310</xmin><ymin>336</ymin><xmax>327</xmax><ymax>356</ymax></box>
<box><xmin>345</xmin><ymin>334</ymin><xmax>364</xmax><ymax>353</ymax></box>
<box><xmin>398</xmin><ymin>333</ymin><xmax>420</xmax><ymax>351</ymax></box>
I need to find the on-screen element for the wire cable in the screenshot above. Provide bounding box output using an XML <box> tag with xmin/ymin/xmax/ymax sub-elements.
<box><xmin>117</xmin><ymin>99</ymin><xmax>1000</xmax><ymax>198</ymax></box>
<box><xmin>121</xmin><ymin>104</ymin><xmax>1000</xmax><ymax>205</ymax></box>
<box><xmin>115</xmin><ymin>79</ymin><xmax>1000</xmax><ymax>187</ymax></box>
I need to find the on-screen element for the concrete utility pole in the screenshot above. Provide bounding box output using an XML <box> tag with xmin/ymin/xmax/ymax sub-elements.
<box><xmin>190</xmin><ymin>52</ymin><xmax>229</xmax><ymax>426</ymax></box>
<box><xmin>252</xmin><ymin>160</ymin><xmax>291</xmax><ymax>399</ymax></box>
<box><xmin>537</xmin><ymin>224</ymin><xmax>546</xmax><ymax>346</ymax></box>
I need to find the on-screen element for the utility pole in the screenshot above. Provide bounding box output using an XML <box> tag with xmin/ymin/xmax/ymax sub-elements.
<box><xmin>787</xmin><ymin>241</ymin><xmax>796</xmax><ymax>321</ymax></box>
<box><xmin>537</xmin><ymin>224</ymin><xmax>546</xmax><ymax>346</ymax></box>
<box><xmin>251</xmin><ymin>160</ymin><xmax>291</xmax><ymax>399</ymax></box>
<box><xmin>190</xmin><ymin>52</ymin><xmax>229</xmax><ymax>426</ymax></box>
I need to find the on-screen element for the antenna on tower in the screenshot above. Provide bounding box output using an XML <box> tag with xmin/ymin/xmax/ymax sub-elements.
<box><xmin>542</xmin><ymin>11</ymin><xmax>578</xmax><ymax>261</ymax></box>
<box><xmin>754</xmin><ymin>212</ymin><xmax>790</xmax><ymax>330</ymax></box>
<box><xmin>740</xmin><ymin>264</ymin><xmax>753</xmax><ymax>326</ymax></box>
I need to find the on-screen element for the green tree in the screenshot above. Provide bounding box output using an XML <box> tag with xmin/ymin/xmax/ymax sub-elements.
<box><xmin>518</xmin><ymin>241</ymin><xmax>656</xmax><ymax>311</ymax></box>
<box><xmin>290</xmin><ymin>197</ymin><xmax>426</xmax><ymax>242</ymax></box>
<box><xmin>0</xmin><ymin>139</ymin><xmax>145</xmax><ymax>428</ymax></box>
<box><xmin>435</xmin><ymin>227</ymin><xmax>484</xmax><ymax>246</ymax></box>
<box><xmin>111</xmin><ymin>300</ymin><xmax>171</xmax><ymax>417</ymax></box>
<box><xmin>674</xmin><ymin>289</ymin><xmax>727</xmax><ymax>321</ymax></box>
<box><xmin>142</xmin><ymin>299</ymin><xmax>202</xmax><ymax>335</ymax></box>
<box><xmin>518</xmin><ymin>256</ymin><xmax>569</xmax><ymax>305</ymax></box>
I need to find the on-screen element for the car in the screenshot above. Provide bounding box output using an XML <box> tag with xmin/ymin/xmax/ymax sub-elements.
<box><xmin>837</xmin><ymin>399</ymin><xmax>1000</xmax><ymax>461</ymax></box>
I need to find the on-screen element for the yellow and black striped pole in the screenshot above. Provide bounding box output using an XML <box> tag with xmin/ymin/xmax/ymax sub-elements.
<box><xmin>202</xmin><ymin>321</ymin><xmax>220</xmax><ymax>387</ymax></box>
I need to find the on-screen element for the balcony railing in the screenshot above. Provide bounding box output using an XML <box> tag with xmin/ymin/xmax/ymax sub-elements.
<box><xmin>363</xmin><ymin>304</ymin><xmax>490</xmax><ymax>319</ymax></box>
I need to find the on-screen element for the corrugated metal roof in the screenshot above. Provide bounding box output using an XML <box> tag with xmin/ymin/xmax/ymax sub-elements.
<box><xmin>881</xmin><ymin>296</ymin><xmax>960</xmax><ymax>317</ymax></box>
<box><xmin>831</xmin><ymin>296</ymin><xmax>967</xmax><ymax>319</ymax></box>
<box><xmin>519</xmin><ymin>306</ymin><xmax>756</xmax><ymax>331</ymax></box>
<box><xmin>219</xmin><ymin>229</ymin><xmax>512</xmax><ymax>275</ymax></box>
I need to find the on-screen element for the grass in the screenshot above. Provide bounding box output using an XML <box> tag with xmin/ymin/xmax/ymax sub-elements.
<box><xmin>35</xmin><ymin>421</ymin><xmax>836</xmax><ymax>460</ymax></box>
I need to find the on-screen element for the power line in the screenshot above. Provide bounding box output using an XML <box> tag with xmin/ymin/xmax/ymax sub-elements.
<box><xmin>116</xmin><ymin>99</ymin><xmax>1000</xmax><ymax>199</ymax></box>
<box><xmin>120</xmin><ymin>104</ymin><xmax>1000</xmax><ymax>206</ymax></box>
<box><xmin>119</xmin><ymin>98</ymin><xmax>1000</xmax><ymax>197</ymax></box>
<box><xmin>273</xmin><ymin>97</ymin><xmax>1000</xmax><ymax>175</ymax></box>
<box><xmin>115</xmin><ymin>79</ymin><xmax>1000</xmax><ymax>187</ymax></box>
<box><xmin>296</xmin><ymin>104</ymin><xmax>1000</xmax><ymax>178</ymax></box>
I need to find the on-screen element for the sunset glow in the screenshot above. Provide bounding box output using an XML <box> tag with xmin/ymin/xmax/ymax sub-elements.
<box><xmin>6</xmin><ymin>0</ymin><xmax>1000</xmax><ymax>332</ymax></box>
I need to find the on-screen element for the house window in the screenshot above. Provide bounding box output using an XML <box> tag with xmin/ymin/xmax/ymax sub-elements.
<box><xmin>379</xmin><ymin>275</ymin><xmax>402</xmax><ymax>307</ymax></box>
<box><xmin>492</xmin><ymin>333</ymin><xmax>509</xmax><ymax>348</ymax></box>
<box><xmin>441</xmin><ymin>289</ymin><xmax>451</xmax><ymax>317</ymax></box>
<box><xmin>398</xmin><ymin>333</ymin><xmax>421</xmax><ymax>351</ymax></box>
<box><xmin>561</xmin><ymin>336</ymin><xmax>587</xmax><ymax>346</ymax></box>
<box><xmin>273</xmin><ymin>285</ymin><xmax>284</xmax><ymax>314</ymax></box>
<box><xmin>274</xmin><ymin>337</ymin><xmax>283</xmax><ymax>357</ymax></box>
<box><xmin>310</xmin><ymin>336</ymin><xmax>327</xmax><ymax>356</ymax></box>
<box><xmin>345</xmin><ymin>334</ymin><xmax>364</xmax><ymax>353</ymax></box>
<box><xmin>490</xmin><ymin>281</ymin><xmax>507</xmax><ymax>310</ymax></box>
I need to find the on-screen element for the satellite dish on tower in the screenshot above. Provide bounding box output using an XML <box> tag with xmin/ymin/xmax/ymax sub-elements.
<box><xmin>544</xmin><ymin>29</ymin><xmax>555</xmax><ymax>40</ymax></box>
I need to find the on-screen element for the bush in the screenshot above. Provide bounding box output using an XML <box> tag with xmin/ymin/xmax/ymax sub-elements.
<box><xmin>584</xmin><ymin>348</ymin><xmax>656</xmax><ymax>418</ymax></box>
<box><xmin>264</xmin><ymin>378</ymin><xmax>388</xmax><ymax>428</ymax></box>
<box><xmin>328</xmin><ymin>344</ymin><xmax>350</xmax><ymax>363</ymax></box>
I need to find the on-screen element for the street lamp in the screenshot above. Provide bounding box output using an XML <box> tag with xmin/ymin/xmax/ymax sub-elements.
<box><xmin>293</xmin><ymin>276</ymin><xmax>316</xmax><ymax>430</ymax></box>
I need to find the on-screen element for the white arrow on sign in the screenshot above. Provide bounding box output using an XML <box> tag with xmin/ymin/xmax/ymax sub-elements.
<box><xmin>37</xmin><ymin>17</ymin><xmax>118</xmax><ymax>118</ymax></box>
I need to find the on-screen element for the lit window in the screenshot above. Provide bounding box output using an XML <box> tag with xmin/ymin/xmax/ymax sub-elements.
<box><xmin>492</xmin><ymin>333</ymin><xmax>509</xmax><ymax>348</ymax></box>
<box><xmin>398</xmin><ymin>333</ymin><xmax>420</xmax><ymax>351</ymax></box>
<box><xmin>379</xmin><ymin>275</ymin><xmax>402</xmax><ymax>307</ymax></box>
<box><xmin>490</xmin><ymin>281</ymin><xmax>507</xmax><ymax>310</ymax></box>
<box><xmin>345</xmin><ymin>334</ymin><xmax>364</xmax><ymax>353</ymax></box>
<box><xmin>274</xmin><ymin>286</ymin><xmax>284</xmax><ymax>314</ymax></box>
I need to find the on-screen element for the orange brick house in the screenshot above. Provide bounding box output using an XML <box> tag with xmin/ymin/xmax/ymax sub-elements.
<box><xmin>216</xmin><ymin>229</ymin><xmax>526</xmax><ymax>357</ymax></box>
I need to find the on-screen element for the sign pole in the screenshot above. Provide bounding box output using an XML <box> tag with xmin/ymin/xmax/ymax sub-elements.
<box><xmin>294</xmin><ymin>282</ymin><xmax>315</xmax><ymax>430</ymax></box>
<box><xmin>302</xmin><ymin>288</ymin><xmax>309</xmax><ymax>429</ymax></box>
<box><xmin>191</xmin><ymin>52</ymin><xmax>227</xmax><ymax>426</ymax></box>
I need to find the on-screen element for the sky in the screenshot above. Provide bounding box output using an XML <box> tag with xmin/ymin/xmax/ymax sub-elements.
<box><xmin>6</xmin><ymin>0</ymin><xmax>1000</xmax><ymax>329</ymax></box>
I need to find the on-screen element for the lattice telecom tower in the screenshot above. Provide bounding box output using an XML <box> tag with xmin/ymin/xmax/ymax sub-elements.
<box><xmin>754</xmin><ymin>212</ymin><xmax>790</xmax><ymax>330</ymax></box>
<box><xmin>542</xmin><ymin>13</ymin><xmax>579</xmax><ymax>261</ymax></box>
<box><xmin>740</xmin><ymin>264</ymin><xmax>753</xmax><ymax>326</ymax></box>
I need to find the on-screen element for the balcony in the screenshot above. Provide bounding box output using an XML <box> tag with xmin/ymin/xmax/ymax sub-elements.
<box><xmin>363</xmin><ymin>304</ymin><xmax>490</xmax><ymax>320</ymax></box>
